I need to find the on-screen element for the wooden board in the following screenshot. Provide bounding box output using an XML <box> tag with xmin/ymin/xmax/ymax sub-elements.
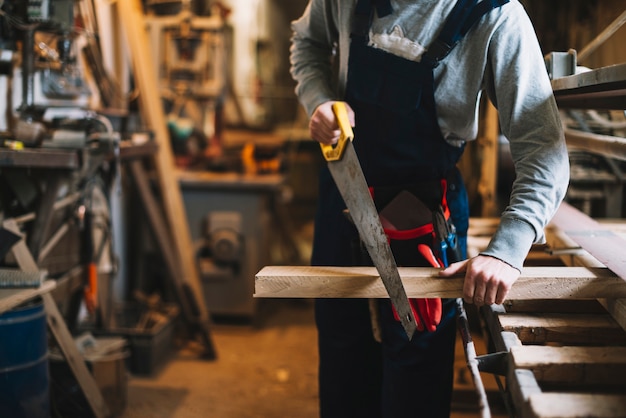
<box><xmin>510</xmin><ymin>345</ymin><xmax>626</xmax><ymax>386</ymax></box>
<box><xmin>498</xmin><ymin>313</ymin><xmax>626</xmax><ymax>345</ymax></box>
<box><xmin>527</xmin><ymin>393</ymin><xmax>626</xmax><ymax>418</ymax></box>
<box><xmin>545</xmin><ymin>219</ymin><xmax>626</xmax><ymax>334</ymax></box>
<box><xmin>550</xmin><ymin>202</ymin><xmax>626</xmax><ymax>282</ymax></box>
<box><xmin>255</xmin><ymin>266</ymin><xmax>626</xmax><ymax>299</ymax></box>
<box><xmin>478</xmin><ymin>101</ymin><xmax>499</xmax><ymax>217</ymax></box>
<box><xmin>501</xmin><ymin>299</ymin><xmax>607</xmax><ymax>314</ymax></box>
<box><xmin>602</xmin><ymin>298</ymin><xmax>626</xmax><ymax>335</ymax></box>
<box><xmin>0</xmin><ymin>280</ymin><xmax>56</xmax><ymax>314</ymax></box>
<box><xmin>484</xmin><ymin>297</ymin><xmax>626</xmax><ymax>418</ymax></box>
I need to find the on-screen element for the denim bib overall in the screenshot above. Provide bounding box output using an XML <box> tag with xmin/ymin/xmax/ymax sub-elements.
<box><xmin>311</xmin><ymin>1</ymin><xmax>508</xmax><ymax>417</ymax></box>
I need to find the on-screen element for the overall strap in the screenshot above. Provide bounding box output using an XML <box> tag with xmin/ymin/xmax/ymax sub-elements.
<box><xmin>422</xmin><ymin>0</ymin><xmax>510</xmax><ymax>68</ymax></box>
<box><xmin>352</xmin><ymin>0</ymin><xmax>393</xmax><ymax>37</ymax></box>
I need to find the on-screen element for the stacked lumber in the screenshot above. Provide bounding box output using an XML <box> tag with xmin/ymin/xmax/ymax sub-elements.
<box><xmin>479</xmin><ymin>209</ymin><xmax>626</xmax><ymax>418</ymax></box>
<box><xmin>482</xmin><ymin>298</ymin><xmax>626</xmax><ymax>418</ymax></box>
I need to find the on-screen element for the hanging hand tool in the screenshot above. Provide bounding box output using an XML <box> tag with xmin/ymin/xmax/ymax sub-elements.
<box><xmin>432</xmin><ymin>205</ymin><xmax>460</xmax><ymax>268</ymax></box>
<box><xmin>320</xmin><ymin>102</ymin><xmax>417</xmax><ymax>339</ymax></box>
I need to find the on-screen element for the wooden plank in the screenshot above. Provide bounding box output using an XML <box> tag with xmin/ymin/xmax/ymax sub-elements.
<box><xmin>498</xmin><ymin>313</ymin><xmax>626</xmax><ymax>345</ymax></box>
<box><xmin>551</xmin><ymin>63</ymin><xmax>626</xmax><ymax>110</ymax></box>
<box><xmin>477</xmin><ymin>101</ymin><xmax>499</xmax><ymax>217</ymax></box>
<box><xmin>501</xmin><ymin>299</ymin><xmax>606</xmax><ymax>314</ymax></box>
<box><xmin>564</xmin><ymin>128</ymin><xmax>626</xmax><ymax>163</ymax></box>
<box><xmin>0</xmin><ymin>280</ymin><xmax>56</xmax><ymax>315</ymax></box>
<box><xmin>598</xmin><ymin>220</ymin><xmax>626</xmax><ymax>240</ymax></box>
<box><xmin>0</xmin><ymin>219</ymin><xmax>56</xmax><ymax>313</ymax></box>
<box><xmin>577</xmin><ymin>10</ymin><xmax>626</xmax><ymax>62</ymax></box>
<box><xmin>527</xmin><ymin>393</ymin><xmax>626</xmax><ymax>418</ymax></box>
<box><xmin>481</xmin><ymin>304</ymin><xmax>508</xmax><ymax>351</ymax></box>
<box><xmin>507</xmin><ymin>369</ymin><xmax>541</xmax><ymax>418</ymax></box>
<box><xmin>546</xmin><ymin>219</ymin><xmax>626</xmax><ymax>333</ymax></box>
<box><xmin>551</xmin><ymin>202</ymin><xmax>626</xmax><ymax>281</ymax></box>
<box><xmin>510</xmin><ymin>346</ymin><xmax>626</xmax><ymax>385</ymax></box>
<box><xmin>43</xmin><ymin>293</ymin><xmax>110</xmax><ymax>418</ymax></box>
<box><xmin>600</xmin><ymin>298</ymin><xmax>626</xmax><ymax>336</ymax></box>
<box><xmin>544</xmin><ymin>224</ymin><xmax>604</xmax><ymax>268</ymax></box>
<box><xmin>480</xmin><ymin>304</ymin><xmax>522</xmax><ymax>354</ymax></box>
<box><xmin>255</xmin><ymin>266</ymin><xmax>626</xmax><ymax>299</ymax></box>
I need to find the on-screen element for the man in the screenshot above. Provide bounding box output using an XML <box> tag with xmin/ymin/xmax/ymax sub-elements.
<box><xmin>289</xmin><ymin>1</ymin><xmax>569</xmax><ymax>417</ymax></box>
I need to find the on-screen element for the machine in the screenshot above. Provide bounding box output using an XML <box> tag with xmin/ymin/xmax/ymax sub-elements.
<box><xmin>178</xmin><ymin>170</ymin><xmax>282</xmax><ymax>319</ymax></box>
<box><xmin>0</xmin><ymin>0</ymin><xmax>119</xmax><ymax>147</ymax></box>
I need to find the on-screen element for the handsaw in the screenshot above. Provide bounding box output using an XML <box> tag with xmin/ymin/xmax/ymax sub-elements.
<box><xmin>320</xmin><ymin>102</ymin><xmax>417</xmax><ymax>339</ymax></box>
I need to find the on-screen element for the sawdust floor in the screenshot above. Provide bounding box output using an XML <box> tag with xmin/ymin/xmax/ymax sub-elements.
<box><xmin>118</xmin><ymin>298</ymin><xmax>508</xmax><ymax>418</ymax></box>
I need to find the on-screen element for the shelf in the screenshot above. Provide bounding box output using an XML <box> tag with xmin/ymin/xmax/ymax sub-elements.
<box><xmin>552</xmin><ymin>63</ymin><xmax>626</xmax><ymax>109</ymax></box>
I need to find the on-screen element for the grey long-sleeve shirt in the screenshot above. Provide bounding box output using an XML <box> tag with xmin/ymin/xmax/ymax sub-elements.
<box><xmin>290</xmin><ymin>0</ymin><xmax>569</xmax><ymax>271</ymax></box>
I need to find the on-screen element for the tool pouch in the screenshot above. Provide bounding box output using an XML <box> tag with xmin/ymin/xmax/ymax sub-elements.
<box><xmin>371</xmin><ymin>179</ymin><xmax>460</xmax><ymax>268</ymax></box>
<box><xmin>365</xmin><ymin>179</ymin><xmax>461</xmax><ymax>332</ymax></box>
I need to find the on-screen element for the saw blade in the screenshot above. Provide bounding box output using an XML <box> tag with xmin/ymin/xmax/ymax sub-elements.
<box><xmin>327</xmin><ymin>140</ymin><xmax>417</xmax><ymax>339</ymax></box>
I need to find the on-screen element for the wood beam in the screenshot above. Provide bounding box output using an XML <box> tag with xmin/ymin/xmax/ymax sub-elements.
<box><xmin>497</xmin><ymin>313</ymin><xmax>626</xmax><ymax>345</ymax></box>
<box><xmin>564</xmin><ymin>128</ymin><xmax>626</xmax><ymax>162</ymax></box>
<box><xmin>478</xmin><ymin>101</ymin><xmax>499</xmax><ymax>217</ymax></box>
<box><xmin>255</xmin><ymin>266</ymin><xmax>626</xmax><ymax>300</ymax></box>
<box><xmin>550</xmin><ymin>202</ymin><xmax>626</xmax><ymax>281</ymax></box>
<box><xmin>510</xmin><ymin>345</ymin><xmax>626</xmax><ymax>386</ymax></box>
<box><xmin>527</xmin><ymin>393</ymin><xmax>626</xmax><ymax>418</ymax></box>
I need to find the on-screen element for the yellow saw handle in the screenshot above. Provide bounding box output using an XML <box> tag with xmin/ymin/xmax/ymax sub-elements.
<box><xmin>320</xmin><ymin>102</ymin><xmax>354</xmax><ymax>161</ymax></box>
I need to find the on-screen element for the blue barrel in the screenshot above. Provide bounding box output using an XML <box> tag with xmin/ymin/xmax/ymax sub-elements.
<box><xmin>0</xmin><ymin>301</ymin><xmax>50</xmax><ymax>418</ymax></box>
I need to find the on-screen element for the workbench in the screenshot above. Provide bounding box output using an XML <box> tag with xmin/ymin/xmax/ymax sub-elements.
<box><xmin>0</xmin><ymin>142</ymin><xmax>117</xmax><ymax>417</ymax></box>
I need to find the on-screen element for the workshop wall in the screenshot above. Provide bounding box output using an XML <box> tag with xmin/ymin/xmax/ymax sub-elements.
<box><xmin>218</xmin><ymin>0</ymin><xmax>308</xmax><ymax>129</ymax></box>
<box><xmin>522</xmin><ymin>0</ymin><xmax>626</xmax><ymax>67</ymax></box>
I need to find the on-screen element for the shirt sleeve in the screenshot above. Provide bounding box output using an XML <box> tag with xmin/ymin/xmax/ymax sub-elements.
<box><xmin>289</xmin><ymin>0</ymin><xmax>341</xmax><ymax>116</ymax></box>
<box><xmin>479</xmin><ymin>4</ymin><xmax>570</xmax><ymax>271</ymax></box>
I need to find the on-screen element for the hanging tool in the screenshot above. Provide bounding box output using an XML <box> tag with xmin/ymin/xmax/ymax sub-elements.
<box><xmin>457</xmin><ymin>299</ymin><xmax>492</xmax><ymax>418</ymax></box>
<box><xmin>78</xmin><ymin>201</ymin><xmax>98</xmax><ymax>316</ymax></box>
<box><xmin>433</xmin><ymin>205</ymin><xmax>460</xmax><ymax>269</ymax></box>
<box><xmin>321</xmin><ymin>102</ymin><xmax>417</xmax><ymax>339</ymax></box>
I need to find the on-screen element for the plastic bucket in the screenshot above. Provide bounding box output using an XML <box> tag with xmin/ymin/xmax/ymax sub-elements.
<box><xmin>0</xmin><ymin>301</ymin><xmax>50</xmax><ymax>418</ymax></box>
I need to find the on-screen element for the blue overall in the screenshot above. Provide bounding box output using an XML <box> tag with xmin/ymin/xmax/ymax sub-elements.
<box><xmin>311</xmin><ymin>0</ymin><xmax>508</xmax><ymax>417</ymax></box>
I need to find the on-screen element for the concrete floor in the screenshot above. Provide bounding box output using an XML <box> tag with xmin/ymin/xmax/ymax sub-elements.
<box><xmin>120</xmin><ymin>299</ymin><xmax>319</xmax><ymax>418</ymax></box>
<box><xmin>116</xmin><ymin>298</ymin><xmax>507</xmax><ymax>418</ymax></box>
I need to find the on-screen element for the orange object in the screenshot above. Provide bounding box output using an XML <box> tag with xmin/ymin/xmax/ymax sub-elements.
<box><xmin>84</xmin><ymin>262</ymin><xmax>98</xmax><ymax>314</ymax></box>
<box><xmin>392</xmin><ymin>244</ymin><xmax>444</xmax><ymax>332</ymax></box>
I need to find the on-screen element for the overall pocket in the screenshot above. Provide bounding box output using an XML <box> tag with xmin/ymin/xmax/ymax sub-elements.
<box><xmin>346</xmin><ymin>41</ymin><xmax>427</xmax><ymax>115</ymax></box>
